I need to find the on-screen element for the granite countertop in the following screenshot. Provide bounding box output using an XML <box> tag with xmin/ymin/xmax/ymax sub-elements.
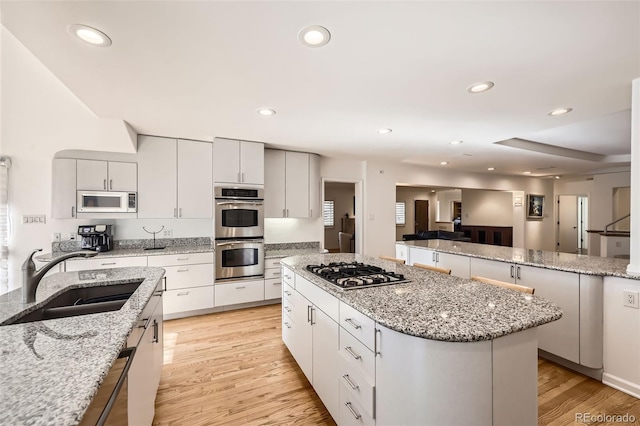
<box><xmin>398</xmin><ymin>240</ymin><xmax>636</xmax><ymax>279</ymax></box>
<box><xmin>0</xmin><ymin>267</ymin><xmax>165</xmax><ymax>425</ymax></box>
<box><xmin>37</xmin><ymin>245</ymin><xmax>215</xmax><ymax>262</ymax></box>
<box><xmin>265</xmin><ymin>248</ymin><xmax>325</xmax><ymax>259</ymax></box>
<box><xmin>281</xmin><ymin>254</ymin><xmax>562</xmax><ymax>343</ymax></box>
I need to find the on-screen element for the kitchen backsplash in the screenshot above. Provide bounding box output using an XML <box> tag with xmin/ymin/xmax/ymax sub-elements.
<box><xmin>264</xmin><ymin>241</ymin><xmax>320</xmax><ymax>251</ymax></box>
<box><xmin>53</xmin><ymin>237</ymin><xmax>213</xmax><ymax>252</ymax></box>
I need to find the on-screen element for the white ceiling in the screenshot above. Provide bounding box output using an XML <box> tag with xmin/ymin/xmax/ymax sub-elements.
<box><xmin>1</xmin><ymin>1</ymin><xmax>638</xmax><ymax>178</ymax></box>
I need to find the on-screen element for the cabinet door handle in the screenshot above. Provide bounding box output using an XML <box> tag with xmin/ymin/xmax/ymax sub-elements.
<box><xmin>286</xmin><ymin>209</ymin><xmax>289</xmax><ymax>217</ymax></box>
<box><xmin>177</xmin><ymin>291</ymin><xmax>190</xmax><ymax>296</ymax></box>
<box><xmin>178</xmin><ymin>207</ymin><xmax>182</xmax><ymax>217</ymax></box>
<box><xmin>174</xmin><ymin>208</ymin><xmax>177</xmax><ymax>218</ymax></box>
<box><xmin>345</xmin><ymin>402</ymin><xmax>361</xmax><ymax>420</ymax></box>
<box><xmin>284</xmin><ymin>321</ymin><xmax>291</xmax><ymax>329</ymax></box>
<box><xmin>109</xmin><ymin>179</ymin><xmax>113</xmax><ymax>190</ymax></box>
<box><xmin>344</xmin><ymin>318</ymin><xmax>362</xmax><ymax>330</ymax></box>
<box><xmin>152</xmin><ymin>319</ymin><xmax>159</xmax><ymax>343</ymax></box>
<box><xmin>272</xmin><ymin>271</ymin><xmax>281</xmax><ymax>276</ymax></box>
<box><xmin>235</xmin><ymin>286</ymin><xmax>246</xmax><ymax>290</ymax></box>
<box><xmin>163</xmin><ymin>276</ymin><xmax>167</xmax><ymax>292</ymax></box>
<box><xmin>101</xmin><ymin>262</ymin><xmax>116</xmax><ymax>266</ymax></box>
<box><xmin>344</xmin><ymin>346</ymin><xmax>361</xmax><ymax>360</ymax></box>
<box><xmin>432</xmin><ymin>252</ymin><xmax>436</xmax><ymax>262</ymax></box>
<box><xmin>516</xmin><ymin>266</ymin><xmax>521</xmax><ymax>280</ymax></box>
<box><xmin>241</xmin><ymin>172</ymin><xmax>245</xmax><ymax>182</ymax></box>
<box><xmin>342</xmin><ymin>374</ymin><xmax>359</xmax><ymax>390</ymax></box>
<box><xmin>437</xmin><ymin>252</ymin><xmax>440</xmax><ymax>262</ymax></box>
<box><xmin>307</xmin><ymin>305</ymin><xmax>312</xmax><ymax>323</ymax></box>
<box><xmin>272</xmin><ymin>281</ymin><xmax>281</xmax><ymax>286</ymax></box>
<box><xmin>374</xmin><ymin>328</ymin><xmax>381</xmax><ymax>356</ymax></box>
<box><xmin>510</xmin><ymin>265</ymin><xmax>515</xmax><ymax>278</ymax></box>
<box><xmin>103</xmin><ymin>179</ymin><xmax>107</xmax><ymax>190</ymax></box>
<box><xmin>71</xmin><ymin>206</ymin><xmax>75</xmax><ymax>218</ymax></box>
<box><xmin>177</xmin><ymin>268</ymin><xmax>189</xmax><ymax>272</ymax></box>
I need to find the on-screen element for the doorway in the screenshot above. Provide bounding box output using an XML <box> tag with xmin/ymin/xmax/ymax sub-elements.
<box><xmin>323</xmin><ymin>181</ymin><xmax>359</xmax><ymax>253</ymax></box>
<box><xmin>415</xmin><ymin>200</ymin><xmax>429</xmax><ymax>233</ymax></box>
<box><xmin>557</xmin><ymin>195</ymin><xmax>588</xmax><ymax>254</ymax></box>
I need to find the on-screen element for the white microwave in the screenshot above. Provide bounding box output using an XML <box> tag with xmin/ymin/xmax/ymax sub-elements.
<box><xmin>77</xmin><ymin>191</ymin><xmax>137</xmax><ymax>213</ymax></box>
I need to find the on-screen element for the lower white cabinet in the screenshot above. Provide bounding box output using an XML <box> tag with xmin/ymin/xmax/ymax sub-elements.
<box><xmin>164</xmin><ymin>286</ymin><xmax>215</xmax><ymax>315</ymax></box>
<box><xmin>395</xmin><ymin>243</ymin><xmax>408</xmax><ymax>264</ymax></box>
<box><xmin>407</xmin><ymin>246</ymin><xmax>470</xmax><ymax>278</ymax></box>
<box><xmin>215</xmin><ymin>279</ymin><xmax>264</xmax><ymax>307</ymax></box>
<box><xmin>264</xmin><ymin>257</ymin><xmax>284</xmax><ymax>300</ymax></box>
<box><xmin>65</xmin><ymin>256</ymin><xmax>147</xmax><ymax>271</ymax></box>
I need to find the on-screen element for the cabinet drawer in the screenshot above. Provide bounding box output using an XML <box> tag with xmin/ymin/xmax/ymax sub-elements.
<box><xmin>164</xmin><ymin>264</ymin><xmax>213</xmax><ymax>290</ymax></box>
<box><xmin>339</xmin><ymin>382</ymin><xmax>375</xmax><ymax>426</ymax></box>
<box><xmin>339</xmin><ymin>327</ymin><xmax>376</xmax><ymax>383</ymax></box>
<box><xmin>340</xmin><ymin>301</ymin><xmax>376</xmax><ymax>351</ymax></box>
<box><xmin>297</xmin><ymin>275</ymin><xmax>339</xmax><ymax>322</ymax></box>
<box><xmin>163</xmin><ymin>286</ymin><xmax>214</xmax><ymax>315</ymax></box>
<box><xmin>282</xmin><ymin>266</ymin><xmax>295</xmax><ymax>287</ymax></box>
<box><xmin>265</xmin><ymin>257</ymin><xmax>284</xmax><ymax>269</ymax></box>
<box><xmin>215</xmin><ymin>279</ymin><xmax>264</xmax><ymax>307</ymax></box>
<box><xmin>339</xmin><ymin>356</ymin><xmax>375</xmax><ymax>418</ymax></box>
<box><xmin>265</xmin><ymin>278</ymin><xmax>282</xmax><ymax>300</ymax></box>
<box><xmin>265</xmin><ymin>268</ymin><xmax>281</xmax><ymax>280</ymax></box>
<box><xmin>65</xmin><ymin>256</ymin><xmax>147</xmax><ymax>271</ymax></box>
<box><xmin>282</xmin><ymin>315</ymin><xmax>294</xmax><ymax>350</ymax></box>
<box><xmin>147</xmin><ymin>252</ymin><xmax>213</xmax><ymax>267</ymax></box>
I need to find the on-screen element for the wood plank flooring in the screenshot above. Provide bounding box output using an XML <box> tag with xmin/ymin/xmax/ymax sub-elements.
<box><xmin>154</xmin><ymin>304</ymin><xmax>639</xmax><ymax>426</ymax></box>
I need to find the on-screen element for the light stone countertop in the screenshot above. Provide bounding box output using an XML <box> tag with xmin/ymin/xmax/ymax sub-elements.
<box><xmin>398</xmin><ymin>240</ymin><xmax>636</xmax><ymax>279</ymax></box>
<box><xmin>37</xmin><ymin>245</ymin><xmax>215</xmax><ymax>262</ymax></box>
<box><xmin>282</xmin><ymin>253</ymin><xmax>562</xmax><ymax>343</ymax></box>
<box><xmin>0</xmin><ymin>267</ymin><xmax>165</xmax><ymax>426</ymax></box>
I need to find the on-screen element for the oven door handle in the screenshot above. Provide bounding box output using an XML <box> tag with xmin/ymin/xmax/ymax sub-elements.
<box><xmin>215</xmin><ymin>240</ymin><xmax>264</xmax><ymax>246</ymax></box>
<box><xmin>96</xmin><ymin>346</ymin><xmax>137</xmax><ymax>426</ymax></box>
<box><xmin>216</xmin><ymin>201</ymin><xmax>263</xmax><ymax>206</ymax></box>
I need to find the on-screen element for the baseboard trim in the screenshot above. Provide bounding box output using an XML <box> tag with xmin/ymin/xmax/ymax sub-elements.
<box><xmin>163</xmin><ymin>299</ymin><xmax>281</xmax><ymax>321</ymax></box>
<box><xmin>538</xmin><ymin>350</ymin><xmax>603</xmax><ymax>381</ymax></box>
<box><xmin>602</xmin><ymin>373</ymin><xmax>640</xmax><ymax>399</ymax></box>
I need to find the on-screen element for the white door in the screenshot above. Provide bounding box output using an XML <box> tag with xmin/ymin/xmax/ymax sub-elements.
<box><xmin>137</xmin><ymin>135</ymin><xmax>177</xmax><ymax>218</ymax></box>
<box><xmin>177</xmin><ymin>139</ymin><xmax>213</xmax><ymax>218</ymax></box>
<box><xmin>558</xmin><ymin>195</ymin><xmax>579</xmax><ymax>253</ymax></box>
<box><xmin>285</xmin><ymin>152</ymin><xmax>310</xmax><ymax>217</ymax></box>
<box><xmin>52</xmin><ymin>158</ymin><xmax>77</xmax><ymax>219</ymax></box>
<box><xmin>240</xmin><ymin>141</ymin><xmax>264</xmax><ymax>184</ymax></box>
<box><xmin>107</xmin><ymin>161</ymin><xmax>137</xmax><ymax>191</ymax></box>
<box><xmin>76</xmin><ymin>159</ymin><xmax>108</xmax><ymax>190</ymax></box>
<box><xmin>264</xmin><ymin>149</ymin><xmax>286</xmax><ymax>217</ymax></box>
<box><xmin>213</xmin><ymin>138</ymin><xmax>240</xmax><ymax>183</ymax></box>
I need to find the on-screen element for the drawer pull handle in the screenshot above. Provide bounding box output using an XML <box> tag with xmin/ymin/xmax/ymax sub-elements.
<box><xmin>177</xmin><ymin>257</ymin><xmax>189</xmax><ymax>261</ymax></box>
<box><xmin>177</xmin><ymin>268</ymin><xmax>189</xmax><ymax>272</ymax></box>
<box><xmin>345</xmin><ymin>402</ymin><xmax>361</xmax><ymax>420</ymax></box>
<box><xmin>177</xmin><ymin>291</ymin><xmax>190</xmax><ymax>296</ymax></box>
<box><xmin>344</xmin><ymin>318</ymin><xmax>362</xmax><ymax>330</ymax></box>
<box><xmin>284</xmin><ymin>291</ymin><xmax>292</xmax><ymax>296</ymax></box>
<box><xmin>284</xmin><ymin>322</ymin><xmax>291</xmax><ymax>329</ymax></box>
<box><xmin>101</xmin><ymin>262</ymin><xmax>117</xmax><ymax>266</ymax></box>
<box><xmin>284</xmin><ymin>306</ymin><xmax>291</xmax><ymax>312</ymax></box>
<box><xmin>342</xmin><ymin>374</ymin><xmax>359</xmax><ymax>390</ymax></box>
<box><xmin>344</xmin><ymin>346</ymin><xmax>361</xmax><ymax>360</ymax></box>
<box><xmin>272</xmin><ymin>271</ymin><xmax>281</xmax><ymax>276</ymax></box>
<box><xmin>235</xmin><ymin>286</ymin><xmax>246</xmax><ymax>290</ymax></box>
<box><xmin>272</xmin><ymin>282</ymin><xmax>281</xmax><ymax>286</ymax></box>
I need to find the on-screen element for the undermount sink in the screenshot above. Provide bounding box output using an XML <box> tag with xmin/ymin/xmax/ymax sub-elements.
<box><xmin>2</xmin><ymin>281</ymin><xmax>143</xmax><ymax>325</ymax></box>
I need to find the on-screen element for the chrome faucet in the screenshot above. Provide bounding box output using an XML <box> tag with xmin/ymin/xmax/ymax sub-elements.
<box><xmin>22</xmin><ymin>249</ymin><xmax>98</xmax><ymax>303</ymax></box>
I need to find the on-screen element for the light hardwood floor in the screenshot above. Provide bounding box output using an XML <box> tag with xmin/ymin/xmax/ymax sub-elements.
<box><xmin>154</xmin><ymin>304</ymin><xmax>639</xmax><ymax>426</ymax></box>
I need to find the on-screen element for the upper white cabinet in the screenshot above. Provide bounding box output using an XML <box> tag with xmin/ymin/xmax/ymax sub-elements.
<box><xmin>52</xmin><ymin>158</ymin><xmax>77</xmax><ymax>219</ymax></box>
<box><xmin>213</xmin><ymin>138</ymin><xmax>264</xmax><ymax>185</ymax></box>
<box><xmin>76</xmin><ymin>159</ymin><xmax>137</xmax><ymax>192</ymax></box>
<box><xmin>137</xmin><ymin>135</ymin><xmax>212</xmax><ymax>219</ymax></box>
<box><xmin>264</xmin><ymin>149</ymin><xmax>320</xmax><ymax>218</ymax></box>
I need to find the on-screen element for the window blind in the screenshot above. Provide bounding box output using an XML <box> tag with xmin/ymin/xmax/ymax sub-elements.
<box><xmin>0</xmin><ymin>157</ymin><xmax>10</xmax><ymax>294</ymax></box>
<box><xmin>323</xmin><ymin>200</ymin><xmax>335</xmax><ymax>227</ymax></box>
<box><xmin>395</xmin><ymin>201</ymin><xmax>406</xmax><ymax>225</ymax></box>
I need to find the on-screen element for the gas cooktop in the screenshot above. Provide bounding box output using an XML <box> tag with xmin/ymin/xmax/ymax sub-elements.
<box><xmin>306</xmin><ymin>262</ymin><xmax>410</xmax><ymax>290</ymax></box>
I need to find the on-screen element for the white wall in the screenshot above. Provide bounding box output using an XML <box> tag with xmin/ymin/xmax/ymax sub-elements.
<box><xmin>0</xmin><ymin>28</ymin><xmax>138</xmax><ymax>291</ymax></box>
<box><xmin>462</xmin><ymin>189</ymin><xmax>513</xmax><ymax>226</ymax></box>
<box><xmin>435</xmin><ymin>189</ymin><xmax>461</xmax><ymax>223</ymax></box>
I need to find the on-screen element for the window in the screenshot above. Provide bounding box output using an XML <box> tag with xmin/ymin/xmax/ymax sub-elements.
<box><xmin>395</xmin><ymin>201</ymin><xmax>406</xmax><ymax>226</ymax></box>
<box><xmin>323</xmin><ymin>200</ymin><xmax>335</xmax><ymax>227</ymax></box>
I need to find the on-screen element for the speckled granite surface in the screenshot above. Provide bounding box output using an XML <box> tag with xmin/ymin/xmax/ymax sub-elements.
<box><xmin>281</xmin><ymin>254</ymin><xmax>562</xmax><ymax>343</ymax></box>
<box><xmin>0</xmin><ymin>267</ymin><xmax>164</xmax><ymax>425</ymax></box>
<box><xmin>265</xmin><ymin>241</ymin><xmax>323</xmax><ymax>258</ymax></box>
<box><xmin>39</xmin><ymin>242</ymin><xmax>214</xmax><ymax>262</ymax></box>
<box><xmin>53</xmin><ymin>236</ymin><xmax>212</xmax><ymax>252</ymax></box>
<box><xmin>398</xmin><ymin>240</ymin><xmax>637</xmax><ymax>279</ymax></box>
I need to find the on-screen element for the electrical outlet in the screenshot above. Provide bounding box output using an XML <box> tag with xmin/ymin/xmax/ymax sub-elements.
<box><xmin>69</xmin><ymin>232</ymin><xmax>77</xmax><ymax>241</ymax></box>
<box><xmin>623</xmin><ymin>291</ymin><xmax>639</xmax><ymax>309</ymax></box>
<box><xmin>163</xmin><ymin>229</ymin><xmax>173</xmax><ymax>238</ymax></box>
<box><xmin>616</xmin><ymin>241</ymin><xmax>622</xmax><ymax>248</ymax></box>
<box><xmin>52</xmin><ymin>233</ymin><xmax>61</xmax><ymax>242</ymax></box>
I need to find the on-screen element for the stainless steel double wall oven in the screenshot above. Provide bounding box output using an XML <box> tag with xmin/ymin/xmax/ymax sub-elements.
<box><xmin>214</xmin><ymin>186</ymin><xmax>264</xmax><ymax>281</ymax></box>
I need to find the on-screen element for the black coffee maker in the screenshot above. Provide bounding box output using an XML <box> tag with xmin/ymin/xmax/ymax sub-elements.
<box><xmin>78</xmin><ymin>224</ymin><xmax>114</xmax><ymax>252</ymax></box>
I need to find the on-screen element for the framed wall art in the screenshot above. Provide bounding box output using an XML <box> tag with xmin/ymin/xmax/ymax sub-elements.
<box><xmin>527</xmin><ymin>194</ymin><xmax>544</xmax><ymax>219</ymax></box>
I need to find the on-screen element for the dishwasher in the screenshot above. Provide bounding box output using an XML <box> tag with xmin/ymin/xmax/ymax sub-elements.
<box><xmin>79</xmin><ymin>346</ymin><xmax>136</xmax><ymax>426</ymax></box>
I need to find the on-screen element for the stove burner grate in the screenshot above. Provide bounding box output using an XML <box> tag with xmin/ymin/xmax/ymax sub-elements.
<box><xmin>306</xmin><ymin>261</ymin><xmax>410</xmax><ymax>290</ymax></box>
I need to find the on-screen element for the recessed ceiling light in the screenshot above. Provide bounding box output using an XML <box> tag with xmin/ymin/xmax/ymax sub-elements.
<box><xmin>257</xmin><ymin>108</ymin><xmax>276</xmax><ymax>116</ymax></box>
<box><xmin>487</xmin><ymin>167</ymin><xmax>495</xmax><ymax>171</ymax></box>
<box><xmin>299</xmin><ymin>25</ymin><xmax>331</xmax><ymax>48</ymax></box>
<box><xmin>377</xmin><ymin>128</ymin><xmax>392</xmax><ymax>134</ymax></box>
<box><xmin>449</xmin><ymin>140</ymin><xmax>463</xmax><ymax>145</ymax></box>
<box><xmin>68</xmin><ymin>24</ymin><xmax>112</xmax><ymax>47</ymax></box>
<box><xmin>431</xmin><ymin>190</ymin><xmax>436</xmax><ymax>193</ymax></box>
<box><xmin>440</xmin><ymin>161</ymin><xmax>449</xmax><ymax>165</ymax></box>
<box><xmin>466</xmin><ymin>81</ymin><xmax>494</xmax><ymax>94</ymax></box>
<box><xmin>555</xmin><ymin>175</ymin><xmax>561</xmax><ymax>179</ymax></box>
<box><xmin>548</xmin><ymin>108</ymin><xmax>573</xmax><ymax>116</ymax></box>
<box><xmin>523</xmin><ymin>171</ymin><xmax>531</xmax><ymax>174</ymax></box>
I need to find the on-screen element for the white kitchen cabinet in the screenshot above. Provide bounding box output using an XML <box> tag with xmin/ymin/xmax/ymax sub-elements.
<box><xmin>407</xmin><ymin>246</ymin><xmax>470</xmax><ymax>278</ymax></box>
<box><xmin>264</xmin><ymin>149</ymin><xmax>320</xmax><ymax>218</ymax></box>
<box><xmin>137</xmin><ymin>135</ymin><xmax>212</xmax><ymax>219</ymax></box>
<box><xmin>264</xmin><ymin>257</ymin><xmax>283</xmax><ymax>300</ymax></box>
<box><xmin>76</xmin><ymin>159</ymin><xmax>137</xmax><ymax>192</ymax></box>
<box><xmin>312</xmin><ymin>305</ymin><xmax>340</xmax><ymax>421</ymax></box>
<box><xmin>213</xmin><ymin>138</ymin><xmax>264</xmax><ymax>185</ymax></box>
<box><xmin>395</xmin><ymin>243</ymin><xmax>408</xmax><ymax>264</ymax></box>
<box><xmin>52</xmin><ymin>158</ymin><xmax>77</xmax><ymax>219</ymax></box>
<box><xmin>469</xmin><ymin>257</ymin><xmax>581</xmax><ymax>364</ymax></box>
<box><xmin>65</xmin><ymin>256</ymin><xmax>147</xmax><ymax>271</ymax></box>
<box><xmin>285</xmin><ymin>284</ymin><xmax>313</xmax><ymax>382</ymax></box>
<box><xmin>214</xmin><ymin>278</ymin><xmax>264</xmax><ymax>307</ymax></box>
<box><xmin>408</xmin><ymin>246</ymin><xmax>436</xmax><ymax>267</ymax></box>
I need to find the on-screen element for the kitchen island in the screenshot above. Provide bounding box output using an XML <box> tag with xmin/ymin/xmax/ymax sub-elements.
<box><xmin>280</xmin><ymin>254</ymin><xmax>562</xmax><ymax>425</ymax></box>
<box><xmin>0</xmin><ymin>267</ymin><xmax>165</xmax><ymax>425</ymax></box>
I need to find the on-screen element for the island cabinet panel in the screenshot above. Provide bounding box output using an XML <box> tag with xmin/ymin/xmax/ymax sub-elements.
<box><xmin>469</xmin><ymin>257</ymin><xmax>581</xmax><ymax>365</ymax></box>
<box><xmin>340</xmin><ymin>301</ymin><xmax>376</xmax><ymax>351</ymax></box>
<box><xmin>312</xmin><ymin>305</ymin><xmax>340</xmax><ymax>421</ymax></box>
<box><xmin>435</xmin><ymin>252</ymin><xmax>470</xmax><ymax>279</ymax></box>
<box><xmin>395</xmin><ymin>243</ymin><xmax>408</xmax><ymax>263</ymax></box>
<box><xmin>408</xmin><ymin>246</ymin><xmax>436</xmax><ymax>266</ymax></box>
<box><xmin>285</xmin><ymin>286</ymin><xmax>313</xmax><ymax>382</ymax></box>
<box><xmin>375</xmin><ymin>323</ymin><xmax>493</xmax><ymax>426</ymax></box>
<box><xmin>339</xmin><ymin>381</ymin><xmax>375</xmax><ymax>426</ymax></box>
<box><xmin>579</xmin><ymin>274</ymin><xmax>603</xmax><ymax>369</ymax></box>
<box><xmin>297</xmin><ymin>275</ymin><xmax>339</xmax><ymax>321</ymax></box>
